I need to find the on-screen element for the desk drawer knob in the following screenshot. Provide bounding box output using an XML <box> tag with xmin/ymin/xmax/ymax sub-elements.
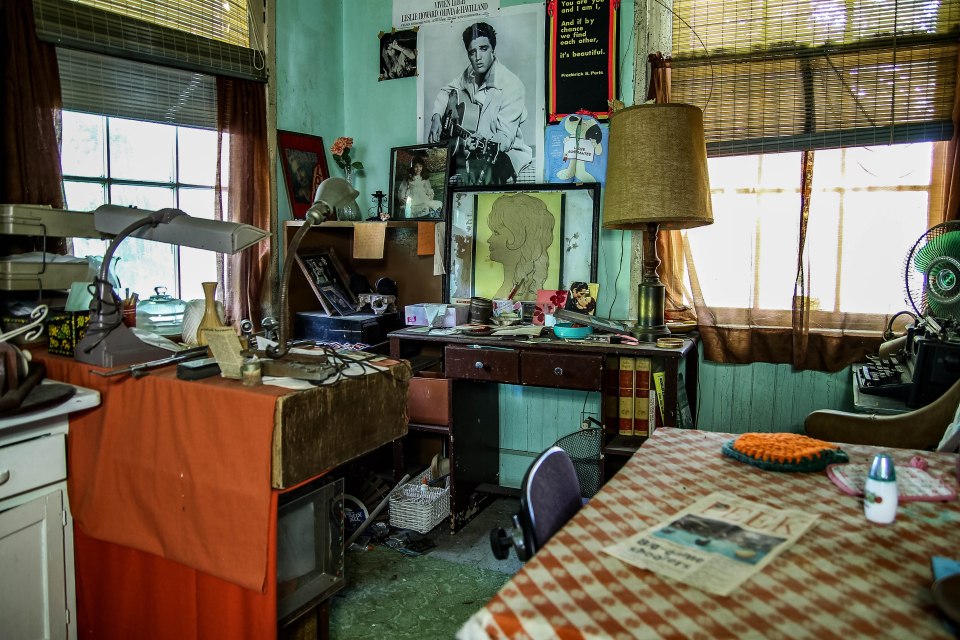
<box><xmin>554</xmin><ymin>367</ymin><xmax>563</xmax><ymax>376</ymax></box>
<box><xmin>475</xmin><ymin>361</ymin><xmax>484</xmax><ymax>370</ymax></box>
<box><xmin>0</xmin><ymin>469</ymin><xmax>9</xmax><ymax>486</ymax></box>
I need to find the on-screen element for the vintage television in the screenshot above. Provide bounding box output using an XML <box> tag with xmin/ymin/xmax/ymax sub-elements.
<box><xmin>276</xmin><ymin>476</ymin><xmax>344</xmax><ymax>624</ymax></box>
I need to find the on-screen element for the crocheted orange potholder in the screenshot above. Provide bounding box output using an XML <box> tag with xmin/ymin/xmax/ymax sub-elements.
<box><xmin>722</xmin><ymin>433</ymin><xmax>849</xmax><ymax>472</ymax></box>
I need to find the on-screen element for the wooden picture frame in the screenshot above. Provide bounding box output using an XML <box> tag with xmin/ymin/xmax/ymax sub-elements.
<box><xmin>388</xmin><ymin>143</ymin><xmax>450</xmax><ymax>220</ymax></box>
<box><xmin>445</xmin><ymin>182</ymin><xmax>600</xmax><ymax>302</ymax></box>
<box><xmin>278</xmin><ymin>131</ymin><xmax>330</xmax><ymax>220</ymax></box>
<box><xmin>294</xmin><ymin>247</ymin><xmax>358</xmax><ymax>316</ymax></box>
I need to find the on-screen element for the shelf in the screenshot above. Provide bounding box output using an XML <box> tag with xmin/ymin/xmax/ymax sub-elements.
<box><xmin>283</xmin><ymin>220</ymin><xmax>436</xmax><ymax>229</ymax></box>
<box><xmin>603</xmin><ymin>435</ymin><xmax>647</xmax><ymax>457</ymax></box>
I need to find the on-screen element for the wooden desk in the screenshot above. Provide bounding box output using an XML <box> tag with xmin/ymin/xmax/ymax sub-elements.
<box><xmin>458</xmin><ymin>429</ymin><xmax>960</xmax><ymax>639</ymax></box>
<box><xmin>37</xmin><ymin>351</ymin><xmax>410</xmax><ymax>640</ymax></box>
<box><xmin>389</xmin><ymin>329</ymin><xmax>698</xmax><ymax>532</ymax></box>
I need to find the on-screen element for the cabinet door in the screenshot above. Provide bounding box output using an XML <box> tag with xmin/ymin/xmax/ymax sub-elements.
<box><xmin>0</xmin><ymin>491</ymin><xmax>67</xmax><ymax>640</ymax></box>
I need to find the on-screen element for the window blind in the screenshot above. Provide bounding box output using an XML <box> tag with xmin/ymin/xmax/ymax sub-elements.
<box><xmin>57</xmin><ymin>48</ymin><xmax>217</xmax><ymax>128</ymax></box>
<box><xmin>33</xmin><ymin>0</ymin><xmax>266</xmax><ymax>82</ymax></box>
<box><xmin>670</xmin><ymin>0</ymin><xmax>960</xmax><ymax>156</ymax></box>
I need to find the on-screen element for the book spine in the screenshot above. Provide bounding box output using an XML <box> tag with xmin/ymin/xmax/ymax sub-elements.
<box><xmin>618</xmin><ymin>356</ymin><xmax>635</xmax><ymax>435</ymax></box>
<box><xmin>633</xmin><ymin>357</ymin><xmax>652</xmax><ymax>437</ymax></box>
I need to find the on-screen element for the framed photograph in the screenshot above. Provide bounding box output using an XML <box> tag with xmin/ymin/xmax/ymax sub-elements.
<box><xmin>278</xmin><ymin>131</ymin><xmax>330</xmax><ymax>220</ymax></box>
<box><xmin>445</xmin><ymin>182</ymin><xmax>600</xmax><ymax>302</ymax></box>
<box><xmin>294</xmin><ymin>247</ymin><xmax>358</xmax><ymax>316</ymax></box>
<box><xmin>388</xmin><ymin>143</ymin><xmax>450</xmax><ymax>220</ymax></box>
<box><xmin>378</xmin><ymin>28</ymin><xmax>418</xmax><ymax>81</ymax></box>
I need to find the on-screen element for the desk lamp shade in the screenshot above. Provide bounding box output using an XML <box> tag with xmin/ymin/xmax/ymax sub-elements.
<box><xmin>603</xmin><ymin>103</ymin><xmax>713</xmax><ymax>340</ymax></box>
<box><xmin>75</xmin><ymin>206</ymin><xmax>268</xmax><ymax>368</ymax></box>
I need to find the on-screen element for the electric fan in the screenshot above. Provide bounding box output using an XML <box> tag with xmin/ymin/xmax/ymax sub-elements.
<box><xmin>904</xmin><ymin>221</ymin><xmax>960</xmax><ymax>324</ymax></box>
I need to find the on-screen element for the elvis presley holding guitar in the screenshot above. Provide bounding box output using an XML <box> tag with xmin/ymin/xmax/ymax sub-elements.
<box><xmin>427</xmin><ymin>22</ymin><xmax>532</xmax><ymax>185</ymax></box>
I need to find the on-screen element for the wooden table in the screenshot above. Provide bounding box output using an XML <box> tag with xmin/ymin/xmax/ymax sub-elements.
<box><xmin>390</xmin><ymin>328</ymin><xmax>699</xmax><ymax>532</ymax></box>
<box><xmin>459</xmin><ymin>429</ymin><xmax>960</xmax><ymax>639</ymax></box>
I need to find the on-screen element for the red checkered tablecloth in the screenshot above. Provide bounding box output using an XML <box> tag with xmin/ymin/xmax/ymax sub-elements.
<box><xmin>459</xmin><ymin>428</ymin><xmax>960</xmax><ymax>639</ymax></box>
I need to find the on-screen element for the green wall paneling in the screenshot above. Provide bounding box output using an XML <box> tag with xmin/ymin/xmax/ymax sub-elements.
<box><xmin>696</xmin><ymin>350</ymin><xmax>854</xmax><ymax>434</ymax></box>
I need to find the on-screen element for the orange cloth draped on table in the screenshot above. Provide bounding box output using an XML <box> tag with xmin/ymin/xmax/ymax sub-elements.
<box><xmin>42</xmin><ymin>354</ymin><xmax>284</xmax><ymax>591</ymax></box>
<box><xmin>40</xmin><ymin>352</ymin><xmax>288</xmax><ymax>640</ymax></box>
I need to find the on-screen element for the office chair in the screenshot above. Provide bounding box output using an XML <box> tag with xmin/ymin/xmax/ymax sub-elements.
<box><xmin>490</xmin><ymin>446</ymin><xmax>584</xmax><ymax>562</ymax></box>
<box><xmin>805</xmin><ymin>377</ymin><xmax>960</xmax><ymax>450</ymax></box>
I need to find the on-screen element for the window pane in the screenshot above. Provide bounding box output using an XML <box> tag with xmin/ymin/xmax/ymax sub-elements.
<box><xmin>109</xmin><ymin>118</ymin><xmax>176</xmax><ymax>182</ymax></box>
<box><xmin>61</xmin><ymin>112</ymin><xmax>106</xmax><ymax>178</ymax></box>
<box><xmin>177</xmin><ymin>187</ymin><xmax>217</xmax><ymax>301</ymax></box>
<box><xmin>695</xmin><ymin>143</ymin><xmax>935</xmax><ymax>322</ymax></box>
<box><xmin>109</xmin><ymin>184</ymin><xmax>177</xmax><ymax>298</ymax></box>
<box><xmin>178</xmin><ymin>127</ymin><xmax>217</xmax><ymax>187</ymax></box>
<box><xmin>63</xmin><ymin>181</ymin><xmax>106</xmax><ymax>211</ymax></box>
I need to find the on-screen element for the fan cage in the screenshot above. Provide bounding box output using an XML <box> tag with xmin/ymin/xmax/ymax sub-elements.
<box><xmin>904</xmin><ymin>220</ymin><xmax>960</xmax><ymax>323</ymax></box>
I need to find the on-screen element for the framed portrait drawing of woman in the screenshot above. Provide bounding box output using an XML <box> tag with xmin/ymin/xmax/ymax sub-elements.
<box><xmin>278</xmin><ymin>131</ymin><xmax>330</xmax><ymax>220</ymax></box>
<box><xmin>388</xmin><ymin>143</ymin><xmax>451</xmax><ymax>220</ymax></box>
<box><xmin>445</xmin><ymin>182</ymin><xmax>600</xmax><ymax>302</ymax></box>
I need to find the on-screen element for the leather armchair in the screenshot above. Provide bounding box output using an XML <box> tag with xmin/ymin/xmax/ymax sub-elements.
<box><xmin>804</xmin><ymin>378</ymin><xmax>960</xmax><ymax>450</ymax></box>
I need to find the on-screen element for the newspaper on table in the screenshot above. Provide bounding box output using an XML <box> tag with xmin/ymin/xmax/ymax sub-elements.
<box><xmin>604</xmin><ymin>491</ymin><xmax>818</xmax><ymax>596</ymax></box>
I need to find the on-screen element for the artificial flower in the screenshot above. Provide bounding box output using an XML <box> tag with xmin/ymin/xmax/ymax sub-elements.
<box><xmin>330</xmin><ymin>136</ymin><xmax>364</xmax><ymax>174</ymax></box>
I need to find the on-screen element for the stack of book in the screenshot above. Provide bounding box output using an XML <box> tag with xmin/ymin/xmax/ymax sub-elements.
<box><xmin>603</xmin><ymin>356</ymin><xmax>657</xmax><ymax>437</ymax></box>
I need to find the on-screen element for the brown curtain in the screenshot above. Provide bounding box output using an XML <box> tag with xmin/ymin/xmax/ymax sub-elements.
<box><xmin>0</xmin><ymin>0</ymin><xmax>65</xmax><ymax>254</ymax></box>
<box><xmin>215</xmin><ymin>77</ymin><xmax>270</xmax><ymax>330</ymax></box>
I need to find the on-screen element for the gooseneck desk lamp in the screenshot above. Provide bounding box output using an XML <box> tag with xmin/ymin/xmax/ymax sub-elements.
<box><xmin>268</xmin><ymin>177</ymin><xmax>360</xmax><ymax>359</ymax></box>
<box><xmin>602</xmin><ymin>103</ymin><xmax>714</xmax><ymax>341</ymax></box>
<box><xmin>75</xmin><ymin>205</ymin><xmax>269</xmax><ymax>367</ymax></box>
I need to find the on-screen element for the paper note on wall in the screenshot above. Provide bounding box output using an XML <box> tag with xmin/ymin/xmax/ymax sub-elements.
<box><xmin>353</xmin><ymin>223</ymin><xmax>386</xmax><ymax>259</ymax></box>
<box><xmin>417</xmin><ymin>222</ymin><xmax>435</xmax><ymax>256</ymax></box>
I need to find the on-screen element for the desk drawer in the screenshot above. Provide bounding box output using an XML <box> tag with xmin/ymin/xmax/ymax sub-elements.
<box><xmin>445</xmin><ymin>346</ymin><xmax>519</xmax><ymax>383</ymax></box>
<box><xmin>0</xmin><ymin>433</ymin><xmax>66</xmax><ymax>502</ymax></box>
<box><xmin>522</xmin><ymin>351</ymin><xmax>603</xmax><ymax>390</ymax></box>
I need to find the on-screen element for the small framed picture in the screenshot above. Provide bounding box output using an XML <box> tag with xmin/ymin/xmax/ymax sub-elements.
<box><xmin>278</xmin><ymin>131</ymin><xmax>330</xmax><ymax>220</ymax></box>
<box><xmin>378</xmin><ymin>28</ymin><xmax>418</xmax><ymax>81</ymax></box>
<box><xmin>388</xmin><ymin>143</ymin><xmax>450</xmax><ymax>220</ymax></box>
<box><xmin>294</xmin><ymin>247</ymin><xmax>358</xmax><ymax>316</ymax></box>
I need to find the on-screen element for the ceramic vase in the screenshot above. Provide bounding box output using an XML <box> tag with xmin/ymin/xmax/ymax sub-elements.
<box><xmin>196</xmin><ymin>281</ymin><xmax>224</xmax><ymax>346</ymax></box>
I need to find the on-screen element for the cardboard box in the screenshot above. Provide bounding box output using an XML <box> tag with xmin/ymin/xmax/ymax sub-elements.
<box><xmin>47</xmin><ymin>311</ymin><xmax>90</xmax><ymax>356</ymax></box>
<box><xmin>404</xmin><ymin>304</ymin><xmax>469</xmax><ymax>327</ymax></box>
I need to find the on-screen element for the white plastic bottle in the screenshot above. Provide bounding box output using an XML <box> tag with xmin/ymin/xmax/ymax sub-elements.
<box><xmin>864</xmin><ymin>453</ymin><xmax>898</xmax><ymax>524</ymax></box>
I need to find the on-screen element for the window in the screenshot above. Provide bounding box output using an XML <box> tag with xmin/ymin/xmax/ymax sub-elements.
<box><xmin>686</xmin><ymin>142</ymin><xmax>940</xmax><ymax>331</ymax></box>
<box><xmin>62</xmin><ymin>110</ymin><xmax>219</xmax><ymax>302</ymax></box>
<box><xmin>662</xmin><ymin>0</ymin><xmax>957</xmax><ymax>368</ymax></box>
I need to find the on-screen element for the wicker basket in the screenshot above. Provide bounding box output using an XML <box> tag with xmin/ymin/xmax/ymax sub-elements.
<box><xmin>388</xmin><ymin>469</ymin><xmax>450</xmax><ymax>534</ymax></box>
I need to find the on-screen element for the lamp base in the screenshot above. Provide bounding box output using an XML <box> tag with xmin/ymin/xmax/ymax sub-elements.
<box><xmin>75</xmin><ymin>320</ymin><xmax>172</xmax><ymax>368</ymax></box>
<box><xmin>631</xmin><ymin>324</ymin><xmax>671</xmax><ymax>342</ymax></box>
<box><xmin>633</xmin><ymin>278</ymin><xmax>671</xmax><ymax>343</ymax></box>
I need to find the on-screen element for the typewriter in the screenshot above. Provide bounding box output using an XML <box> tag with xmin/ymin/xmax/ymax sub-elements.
<box><xmin>857</xmin><ymin>317</ymin><xmax>960</xmax><ymax>407</ymax></box>
<box><xmin>856</xmin><ymin>354</ymin><xmax>912</xmax><ymax>399</ymax></box>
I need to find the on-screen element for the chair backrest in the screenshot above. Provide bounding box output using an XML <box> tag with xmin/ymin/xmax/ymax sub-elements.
<box><xmin>520</xmin><ymin>446</ymin><xmax>584</xmax><ymax>555</ymax></box>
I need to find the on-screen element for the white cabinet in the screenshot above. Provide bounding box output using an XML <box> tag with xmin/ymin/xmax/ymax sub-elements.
<box><xmin>0</xmin><ymin>384</ymin><xmax>100</xmax><ymax>640</ymax></box>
